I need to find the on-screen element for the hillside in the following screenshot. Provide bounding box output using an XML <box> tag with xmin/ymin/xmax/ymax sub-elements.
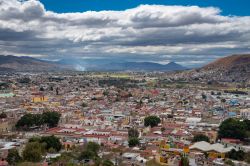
<box><xmin>0</xmin><ymin>55</ymin><xmax>70</xmax><ymax>72</ymax></box>
<box><xmin>201</xmin><ymin>54</ymin><xmax>250</xmax><ymax>82</ymax></box>
<box><xmin>204</xmin><ymin>54</ymin><xmax>250</xmax><ymax>70</ymax></box>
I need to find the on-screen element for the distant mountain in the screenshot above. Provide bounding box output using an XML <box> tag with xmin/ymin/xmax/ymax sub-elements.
<box><xmin>57</xmin><ymin>58</ymin><xmax>187</xmax><ymax>71</ymax></box>
<box><xmin>200</xmin><ymin>54</ymin><xmax>250</xmax><ymax>82</ymax></box>
<box><xmin>0</xmin><ymin>55</ymin><xmax>70</xmax><ymax>72</ymax></box>
<box><xmin>87</xmin><ymin>61</ymin><xmax>187</xmax><ymax>71</ymax></box>
<box><xmin>0</xmin><ymin>55</ymin><xmax>187</xmax><ymax>72</ymax></box>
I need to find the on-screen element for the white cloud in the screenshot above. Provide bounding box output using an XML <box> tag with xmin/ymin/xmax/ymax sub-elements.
<box><xmin>0</xmin><ymin>0</ymin><xmax>250</xmax><ymax>66</ymax></box>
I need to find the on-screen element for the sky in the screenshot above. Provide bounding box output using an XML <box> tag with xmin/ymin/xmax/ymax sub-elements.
<box><xmin>0</xmin><ymin>0</ymin><xmax>250</xmax><ymax>67</ymax></box>
<box><xmin>40</xmin><ymin>0</ymin><xmax>250</xmax><ymax>16</ymax></box>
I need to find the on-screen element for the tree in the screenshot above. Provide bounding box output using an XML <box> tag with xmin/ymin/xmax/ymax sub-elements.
<box><xmin>81</xmin><ymin>102</ymin><xmax>88</xmax><ymax>108</ymax></box>
<box><xmin>52</xmin><ymin>152</ymin><xmax>78</xmax><ymax>165</ymax></box>
<box><xmin>192</xmin><ymin>134</ymin><xmax>210</xmax><ymax>143</ymax></box>
<box><xmin>245</xmin><ymin>152</ymin><xmax>250</xmax><ymax>164</ymax></box>
<box><xmin>180</xmin><ymin>155</ymin><xmax>189</xmax><ymax>166</ymax></box>
<box><xmin>128</xmin><ymin>128</ymin><xmax>139</xmax><ymax>138</ymax></box>
<box><xmin>183</xmin><ymin>100</ymin><xmax>188</xmax><ymax>105</ymax></box>
<box><xmin>204</xmin><ymin>152</ymin><xmax>208</xmax><ymax>159</ymax></box>
<box><xmin>103</xmin><ymin>91</ymin><xmax>109</xmax><ymax>96</ymax></box>
<box><xmin>78</xmin><ymin>142</ymin><xmax>101</xmax><ymax>161</ymax></box>
<box><xmin>56</xmin><ymin>87</ymin><xmax>59</xmax><ymax>95</ymax></box>
<box><xmin>40</xmin><ymin>135</ymin><xmax>62</xmax><ymax>152</ymax></box>
<box><xmin>201</xmin><ymin>94</ymin><xmax>207</xmax><ymax>101</ymax></box>
<box><xmin>28</xmin><ymin>137</ymin><xmax>41</xmax><ymax>143</ymax></box>
<box><xmin>0</xmin><ymin>112</ymin><xmax>7</xmax><ymax>119</ymax></box>
<box><xmin>161</xmin><ymin>127</ymin><xmax>166</xmax><ymax>132</ymax></box>
<box><xmin>103</xmin><ymin>159</ymin><xmax>114</xmax><ymax>166</ymax></box>
<box><xmin>243</xmin><ymin>119</ymin><xmax>250</xmax><ymax>131</ymax></box>
<box><xmin>218</xmin><ymin>118</ymin><xmax>247</xmax><ymax>140</ymax></box>
<box><xmin>221</xmin><ymin>98</ymin><xmax>227</xmax><ymax>108</ymax></box>
<box><xmin>16</xmin><ymin>112</ymin><xmax>60</xmax><ymax>130</ymax></box>
<box><xmin>128</xmin><ymin>137</ymin><xmax>140</xmax><ymax>147</ymax></box>
<box><xmin>86</xmin><ymin>142</ymin><xmax>100</xmax><ymax>155</ymax></box>
<box><xmin>42</xmin><ymin>111</ymin><xmax>61</xmax><ymax>128</ymax></box>
<box><xmin>22</xmin><ymin>142</ymin><xmax>45</xmax><ymax>162</ymax></box>
<box><xmin>6</xmin><ymin>149</ymin><xmax>22</xmax><ymax>165</ymax></box>
<box><xmin>29</xmin><ymin>135</ymin><xmax>62</xmax><ymax>152</ymax></box>
<box><xmin>224</xmin><ymin>159</ymin><xmax>235</xmax><ymax>166</ymax></box>
<box><xmin>144</xmin><ymin>116</ymin><xmax>161</xmax><ymax>128</ymax></box>
<box><xmin>18</xmin><ymin>78</ymin><xmax>31</xmax><ymax>84</ymax></box>
<box><xmin>15</xmin><ymin>114</ymin><xmax>43</xmax><ymax>130</ymax></box>
<box><xmin>79</xmin><ymin>150</ymin><xmax>95</xmax><ymax>160</ymax></box>
<box><xmin>17</xmin><ymin>162</ymin><xmax>41</xmax><ymax>166</ymax></box>
<box><xmin>221</xmin><ymin>98</ymin><xmax>226</xmax><ymax>103</ymax></box>
<box><xmin>33</xmin><ymin>114</ymin><xmax>44</xmax><ymax>126</ymax></box>
<box><xmin>226</xmin><ymin>149</ymin><xmax>245</xmax><ymax>161</ymax></box>
<box><xmin>48</xmin><ymin>147</ymin><xmax>56</xmax><ymax>153</ymax></box>
<box><xmin>50</xmin><ymin>86</ymin><xmax>53</xmax><ymax>91</ymax></box>
<box><xmin>128</xmin><ymin>128</ymin><xmax>140</xmax><ymax>148</ymax></box>
<box><xmin>79</xmin><ymin>149</ymin><xmax>101</xmax><ymax>166</ymax></box>
<box><xmin>139</xmin><ymin>99</ymin><xmax>143</xmax><ymax>106</ymax></box>
<box><xmin>128</xmin><ymin>92</ymin><xmax>133</xmax><ymax>97</ymax></box>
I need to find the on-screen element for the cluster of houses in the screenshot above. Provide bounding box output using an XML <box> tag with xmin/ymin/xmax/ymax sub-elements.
<box><xmin>0</xmin><ymin>72</ymin><xmax>249</xmax><ymax>165</ymax></box>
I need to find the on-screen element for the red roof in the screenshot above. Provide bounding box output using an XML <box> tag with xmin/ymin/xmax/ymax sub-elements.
<box><xmin>31</xmin><ymin>92</ymin><xmax>44</xmax><ymax>96</ymax></box>
<box><xmin>221</xmin><ymin>138</ymin><xmax>241</xmax><ymax>143</ymax></box>
<box><xmin>0</xmin><ymin>160</ymin><xmax>8</xmax><ymax>166</ymax></box>
<box><xmin>163</xmin><ymin>129</ymin><xmax>173</xmax><ymax>135</ymax></box>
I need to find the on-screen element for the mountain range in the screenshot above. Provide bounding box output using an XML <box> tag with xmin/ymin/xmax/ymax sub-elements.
<box><xmin>0</xmin><ymin>55</ymin><xmax>186</xmax><ymax>72</ymax></box>
<box><xmin>0</xmin><ymin>54</ymin><xmax>249</xmax><ymax>80</ymax></box>
<box><xmin>96</xmin><ymin>61</ymin><xmax>186</xmax><ymax>71</ymax></box>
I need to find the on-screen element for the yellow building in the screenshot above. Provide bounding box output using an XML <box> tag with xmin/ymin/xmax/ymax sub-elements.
<box><xmin>32</xmin><ymin>96</ymin><xmax>48</xmax><ymax>102</ymax></box>
<box><xmin>190</xmin><ymin>141</ymin><xmax>233</xmax><ymax>159</ymax></box>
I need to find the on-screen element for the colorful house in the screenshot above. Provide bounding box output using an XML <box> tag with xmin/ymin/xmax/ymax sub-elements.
<box><xmin>31</xmin><ymin>93</ymin><xmax>48</xmax><ymax>102</ymax></box>
<box><xmin>190</xmin><ymin>141</ymin><xmax>235</xmax><ymax>159</ymax></box>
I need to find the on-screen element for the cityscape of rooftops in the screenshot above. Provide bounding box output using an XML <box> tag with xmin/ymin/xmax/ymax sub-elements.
<box><xmin>0</xmin><ymin>0</ymin><xmax>249</xmax><ymax>166</ymax></box>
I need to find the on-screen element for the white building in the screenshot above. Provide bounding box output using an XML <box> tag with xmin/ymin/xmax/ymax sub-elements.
<box><xmin>186</xmin><ymin>117</ymin><xmax>202</xmax><ymax>126</ymax></box>
<box><xmin>240</xmin><ymin>108</ymin><xmax>250</xmax><ymax>120</ymax></box>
